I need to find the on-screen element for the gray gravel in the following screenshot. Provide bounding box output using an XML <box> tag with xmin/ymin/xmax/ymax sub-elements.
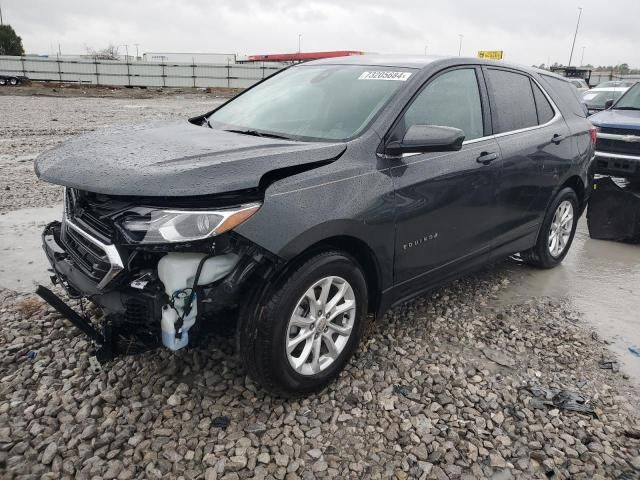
<box><xmin>0</xmin><ymin>94</ymin><xmax>224</xmax><ymax>213</ymax></box>
<box><xmin>1</xmin><ymin>94</ymin><xmax>639</xmax><ymax>479</ymax></box>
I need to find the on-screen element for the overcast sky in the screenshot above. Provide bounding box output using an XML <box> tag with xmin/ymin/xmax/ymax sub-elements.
<box><xmin>3</xmin><ymin>0</ymin><xmax>639</xmax><ymax>67</ymax></box>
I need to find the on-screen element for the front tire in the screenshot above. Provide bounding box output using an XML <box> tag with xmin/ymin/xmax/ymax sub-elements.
<box><xmin>238</xmin><ymin>251</ymin><xmax>368</xmax><ymax>397</ymax></box>
<box><xmin>521</xmin><ymin>187</ymin><xmax>579</xmax><ymax>268</ymax></box>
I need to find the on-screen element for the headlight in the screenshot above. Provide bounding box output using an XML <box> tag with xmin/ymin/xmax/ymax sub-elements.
<box><xmin>116</xmin><ymin>203</ymin><xmax>260</xmax><ymax>244</ymax></box>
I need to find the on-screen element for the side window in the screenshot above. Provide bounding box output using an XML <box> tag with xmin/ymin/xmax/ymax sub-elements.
<box><xmin>486</xmin><ymin>69</ymin><xmax>538</xmax><ymax>133</ymax></box>
<box><xmin>531</xmin><ymin>82</ymin><xmax>555</xmax><ymax>124</ymax></box>
<box><xmin>540</xmin><ymin>74</ymin><xmax>587</xmax><ymax>118</ymax></box>
<box><xmin>402</xmin><ymin>68</ymin><xmax>484</xmax><ymax>141</ymax></box>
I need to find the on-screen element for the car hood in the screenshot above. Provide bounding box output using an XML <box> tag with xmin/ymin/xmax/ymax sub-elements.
<box><xmin>35</xmin><ymin>121</ymin><xmax>346</xmax><ymax>196</ymax></box>
<box><xmin>590</xmin><ymin>109</ymin><xmax>640</xmax><ymax>131</ymax></box>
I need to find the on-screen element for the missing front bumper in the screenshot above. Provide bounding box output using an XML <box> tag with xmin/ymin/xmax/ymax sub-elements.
<box><xmin>41</xmin><ymin>221</ymin><xmax>164</xmax><ymax>358</ymax></box>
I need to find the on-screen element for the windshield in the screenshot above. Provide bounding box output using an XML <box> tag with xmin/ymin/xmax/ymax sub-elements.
<box><xmin>614</xmin><ymin>83</ymin><xmax>640</xmax><ymax>110</ymax></box>
<box><xmin>582</xmin><ymin>90</ymin><xmax>624</xmax><ymax>108</ymax></box>
<box><xmin>207</xmin><ymin>65</ymin><xmax>414</xmax><ymax>141</ymax></box>
<box><xmin>597</xmin><ymin>81</ymin><xmax>620</xmax><ymax>88</ymax></box>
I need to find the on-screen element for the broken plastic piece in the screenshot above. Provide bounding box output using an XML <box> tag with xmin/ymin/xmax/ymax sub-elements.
<box><xmin>212</xmin><ymin>416</ymin><xmax>230</xmax><ymax>430</ymax></box>
<box><xmin>528</xmin><ymin>386</ymin><xmax>596</xmax><ymax>416</ymax></box>
<box><xmin>629</xmin><ymin>346</ymin><xmax>640</xmax><ymax>357</ymax></box>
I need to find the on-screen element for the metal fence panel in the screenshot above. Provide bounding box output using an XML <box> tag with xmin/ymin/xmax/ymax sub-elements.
<box><xmin>0</xmin><ymin>56</ymin><xmax>286</xmax><ymax>89</ymax></box>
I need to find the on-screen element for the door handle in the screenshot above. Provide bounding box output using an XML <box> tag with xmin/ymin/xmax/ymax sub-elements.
<box><xmin>552</xmin><ymin>133</ymin><xmax>566</xmax><ymax>145</ymax></box>
<box><xmin>476</xmin><ymin>152</ymin><xmax>498</xmax><ymax>165</ymax></box>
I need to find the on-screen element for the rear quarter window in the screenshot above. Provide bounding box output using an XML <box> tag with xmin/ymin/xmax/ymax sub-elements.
<box><xmin>532</xmin><ymin>82</ymin><xmax>555</xmax><ymax>124</ymax></box>
<box><xmin>540</xmin><ymin>74</ymin><xmax>587</xmax><ymax>118</ymax></box>
<box><xmin>486</xmin><ymin>69</ymin><xmax>538</xmax><ymax>133</ymax></box>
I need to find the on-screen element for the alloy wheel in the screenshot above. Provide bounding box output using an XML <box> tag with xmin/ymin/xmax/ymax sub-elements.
<box><xmin>548</xmin><ymin>200</ymin><xmax>574</xmax><ymax>257</ymax></box>
<box><xmin>285</xmin><ymin>275</ymin><xmax>356</xmax><ymax>376</ymax></box>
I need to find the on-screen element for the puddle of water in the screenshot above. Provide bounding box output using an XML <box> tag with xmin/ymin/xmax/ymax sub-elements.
<box><xmin>0</xmin><ymin>205</ymin><xmax>61</xmax><ymax>292</ymax></box>
<box><xmin>499</xmin><ymin>217</ymin><xmax>640</xmax><ymax>382</ymax></box>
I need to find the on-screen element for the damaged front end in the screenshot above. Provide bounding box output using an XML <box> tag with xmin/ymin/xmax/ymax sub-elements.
<box><xmin>38</xmin><ymin>188</ymin><xmax>277</xmax><ymax>362</ymax></box>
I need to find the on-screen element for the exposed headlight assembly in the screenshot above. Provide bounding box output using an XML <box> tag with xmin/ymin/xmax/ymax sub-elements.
<box><xmin>116</xmin><ymin>203</ymin><xmax>260</xmax><ymax>244</ymax></box>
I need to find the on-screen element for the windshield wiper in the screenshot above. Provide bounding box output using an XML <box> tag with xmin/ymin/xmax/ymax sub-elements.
<box><xmin>614</xmin><ymin>106</ymin><xmax>640</xmax><ymax>111</ymax></box>
<box><xmin>224</xmin><ymin>129</ymin><xmax>293</xmax><ymax>140</ymax></box>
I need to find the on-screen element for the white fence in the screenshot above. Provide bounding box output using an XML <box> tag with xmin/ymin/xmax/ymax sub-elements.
<box><xmin>0</xmin><ymin>56</ymin><xmax>285</xmax><ymax>89</ymax></box>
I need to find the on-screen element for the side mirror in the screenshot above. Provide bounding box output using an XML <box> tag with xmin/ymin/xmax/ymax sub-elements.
<box><xmin>386</xmin><ymin>125</ymin><xmax>465</xmax><ymax>156</ymax></box>
<box><xmin>604</xmin><ymin>99</ymin><xmax>614</xmax><ymax>109</ymax></box>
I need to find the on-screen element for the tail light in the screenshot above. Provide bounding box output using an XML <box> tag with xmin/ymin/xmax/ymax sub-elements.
<box><xmin>589</xmin><ymin>126</ymin><xmax>598</xmax><ymax>145</ymax></box>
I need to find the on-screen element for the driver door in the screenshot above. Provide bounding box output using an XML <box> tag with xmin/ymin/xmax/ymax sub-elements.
<box><xmin>390</xmin><ymin>67</ymin><xmax>503</xmax><ymax>299</ymax></box>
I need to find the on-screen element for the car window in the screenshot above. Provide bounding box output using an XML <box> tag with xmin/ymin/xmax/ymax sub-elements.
<box><xmin>208</xmin><ymin>65</ymin><xmax>412</xmax><ymax>141</ymax></box>
<box><xmin>401</xmin><ymin>68</ymin><xmax>484</xmax><ymax>141</ymax></box>
<box><xmin>613</xmin><ymin>83</ymin><xmax>640</xmax><ymax>110</ymax></box>
<box><xmin>532</xmin><ymin>82</ymin><xmax>555</xmax><ymax>124</ymax></box>
<box><xmin>540</xmin><ymin>74</ymin><xmax>587</xmax><ymax>117</ymax></box>
<box><xmin>486</xmin><ymin>69</ymin><xmax>538</xmax><ymax>133</ymax></box>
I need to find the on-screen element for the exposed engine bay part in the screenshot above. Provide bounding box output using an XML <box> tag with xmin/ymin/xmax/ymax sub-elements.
<box><xmin>587</xmin><ymin>176</ymin><xmax>640</xmax><ymax>243</ymax></box>
<box><xmin>157</xmin><ymin>252</ymin><xmax>239</xmax><ymax>350</ymax></box>
<box><xmin>36</xmin><ymin>285</ymin><xmax>104</xmax><ymax>345</ymax></box>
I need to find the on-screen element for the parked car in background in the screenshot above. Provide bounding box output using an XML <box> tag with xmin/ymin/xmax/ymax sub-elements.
<box><xmin>569</xmin><ymin>78</ymin><xmax>589</xmax><ymax>93</ymax></box>
<box><xmin>582</xmin><ymin>80</ymin><xmax>637</xmax><ymax>115</ymax></box>
<box><xmin>590</xmin><ymin>81</ymin><xmax>640</xmax><ymax>179</ymax></box>
<box><xmin>34</xmin><ymin>56</ymin><xmax>595</xmax><ymax>395</ymax></box>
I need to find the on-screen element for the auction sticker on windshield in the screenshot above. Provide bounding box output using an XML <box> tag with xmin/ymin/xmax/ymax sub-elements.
<box><xmin>358</xmin><ymin>71</ymin><xmax>412</xmax><ymax>81</ymax></box>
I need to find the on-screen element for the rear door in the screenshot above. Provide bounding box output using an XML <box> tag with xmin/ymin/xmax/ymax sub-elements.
<box><xmin>484</xmin><ymin>67</ymin><xmax>573</xmax><ymax>248</ymax></box>
<box><xmin>390</xmin><ymin>66</ymin><xmax>502</xmax><ymax>297</ymax></box>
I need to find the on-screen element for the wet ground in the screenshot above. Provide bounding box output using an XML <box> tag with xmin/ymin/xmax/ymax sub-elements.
<box><xmin>0</xmin><ymin>205</ymin><xmax>61</xmax><ymax>292</ymax></box>
<box><xmin>499</xmin><ymin>217</ymin><xmax>640</xmax><ymax>382</ymax></box>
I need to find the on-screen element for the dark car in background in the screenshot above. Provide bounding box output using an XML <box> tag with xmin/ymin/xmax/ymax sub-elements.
<box><xmin>590</xmin><ymin>82</ymin><xmax>640</xmax><ymax>179</ymax></box>
<box><xmin>35</xmin><ymin>56</ymin><xmax>594</xmax><ymax>395</ymax></box>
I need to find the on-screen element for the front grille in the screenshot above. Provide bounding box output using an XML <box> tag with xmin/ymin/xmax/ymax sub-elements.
<box><xmin>62</xmin><ymin>188</ymin><xmax>124</xmax><ymax>288</ymax></box>
<box><xmin>61</xmin><ymin>224</ymin><xmax>111</xmax><ymax>282</ymax></box>
<box><xmin>597</xmin><ymin>127</ymin><xmax>640</xmax><ymax>157</ymax></box>
<box><xmin>596</xmin><ymin>138</ymin><xmax>640</xmax><ymax>156</ymax></box>
<box><xmin>599</xmin><ymin>127</ymin><xmax>640</xmax><ymax>136</ymax></box>
<box><xmin>65</xmin><ymin>189</ymin><xmax>116</xmax><ymax>242</ymax></box>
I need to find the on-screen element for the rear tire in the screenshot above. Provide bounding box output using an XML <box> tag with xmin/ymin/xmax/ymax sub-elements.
<box><xmin>9</xmin><ymin>77</ymin><xmax>18</xmax><ymax>86</ymax></box>
<box><xmin>0</xmin><ymin>78</ymin><xmax>6</xmax><ymax>86</ymax></box>
<box><xmin>238</xmin><ymin>251</ymin><xmax>368</xmax><ymax>397</ymax></box>
<box><xmin>521</xmin><ymin>187</ymin><xmax>579</xmax><ymax>268</ymax></box>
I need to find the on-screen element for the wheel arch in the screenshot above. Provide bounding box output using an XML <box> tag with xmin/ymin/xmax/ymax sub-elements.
<box><xmin>280</xmin><ymin>231</ymin><xmax>384</xmax><ymax>315</ymax></box>
<box><xmin>560</xmin><ymin>175</ymin><xmax>587</xmax><ymax>213</ymax></box>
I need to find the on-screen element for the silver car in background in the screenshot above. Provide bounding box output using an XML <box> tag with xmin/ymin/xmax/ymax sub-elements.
<box><xmin>582</xmin><ymin>80</ymin><xmax>637</xmax><ymax>115</ymax></box>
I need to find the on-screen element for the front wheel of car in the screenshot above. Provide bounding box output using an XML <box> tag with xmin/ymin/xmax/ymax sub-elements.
<box><xmin>521</xmin><ymin>187</ymin><xmax>579</xmax><ymax>268</ymax></box>
<box><xmin>238</xmin><ymin>251</ymin><xmax>368</xmax><ymax>397</ymax></box>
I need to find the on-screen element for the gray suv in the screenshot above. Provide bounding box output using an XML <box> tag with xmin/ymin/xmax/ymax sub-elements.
<box><xmin>35</xmin><ymin>56</ymin><xmax>595</xmax><ymax>395</ymax></box>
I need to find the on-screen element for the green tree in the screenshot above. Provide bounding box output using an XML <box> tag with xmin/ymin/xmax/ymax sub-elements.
<box><xmin>0</xmin><ymin>24</ymin><xmax>25</xmax><ymax>56</ymax></box>
<box><xmin>617</xmin><ymin>63</ymin><xmax>630</xmax><ymax>75</ymax></box>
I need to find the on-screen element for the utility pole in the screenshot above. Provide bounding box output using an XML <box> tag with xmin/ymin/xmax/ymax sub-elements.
<box><xmin>580</xmin><ymin>46</ymin><xmax>586</xmax><ymax>66</ymax></box>
<box><xmin>458</xmin><ymin>35</ymin><xmax>464</xmax><ymax>56</ymax></box>
<box><xmin>133</xmin><ymin>43</ymin><xmax>140</xmax><ymax>60</ymax></box>
<box><xmin>298</xmin><ymin>34</ymin><xmax>302</xmax><ymax>54</ymax></box>
<box><xmin>568</xmin><ymin>7</ymin><xmax>582</xmax><ymax>66</ymax></box>
<box><xmin>0</xmin><ymin>2</ymin><xmax>4</xmax><ymax>26</ymax></box>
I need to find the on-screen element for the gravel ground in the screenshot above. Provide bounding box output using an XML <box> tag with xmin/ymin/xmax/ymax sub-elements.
<box><xmin>0</xmin><ymin>93</ymin><xmax>226</xmax><ymax>213</ymax></box>
<box><xmin>1</xmin><ymin>94</ymin><xmax>639</xmax><ymax>479</ymax></box>
<box><xmin>2</xmin><ymin>275</ymin><xmax>640</xmax><ymax>480</ymax></box>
